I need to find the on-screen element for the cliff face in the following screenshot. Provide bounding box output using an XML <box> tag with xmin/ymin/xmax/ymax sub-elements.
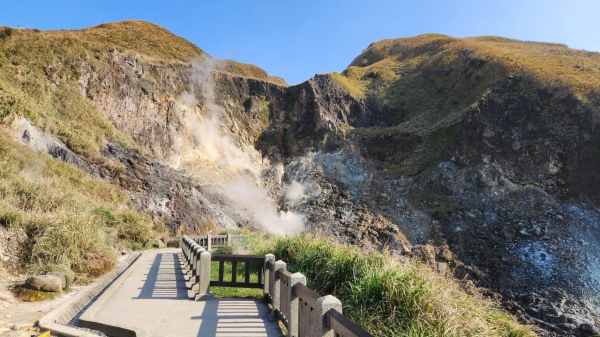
<box><xmin>1</xmin><ymin>22</ymin><xmax>599</xmax><ymax>335</ymax></box>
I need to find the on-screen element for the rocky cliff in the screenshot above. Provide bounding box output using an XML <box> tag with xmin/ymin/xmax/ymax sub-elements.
<box><xmin>1</xmin><ymin>22</ymin><xmax>599</xmax><ymax>336</ymax></box>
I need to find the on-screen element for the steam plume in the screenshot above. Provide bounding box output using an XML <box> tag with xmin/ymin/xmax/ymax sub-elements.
<box><xmin>177</xmin><ymin>55</ymin><xmax>305</xmax><ymax>235</ymax></box>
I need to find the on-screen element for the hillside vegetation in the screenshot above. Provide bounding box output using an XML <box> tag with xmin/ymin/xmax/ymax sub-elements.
<box><xmin>222</xmin><ymin>233</ymin><xmax>534</xmax><ymax>337</ymax></box>
<box><xmin>333</xmin><ymin>34</ymin><xmax>600</xmax><ymax>136</ymax></box>
<box><xmin>0</xmin><ymin>130</ymin><xmax>154</xmax><ymax>279</ymax></box>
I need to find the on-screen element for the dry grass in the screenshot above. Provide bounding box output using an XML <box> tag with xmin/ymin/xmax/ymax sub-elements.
<box><xmin>0</xmin><ymin>130</ymin><xmax>153</xmax><ymax>279</ymax></box>
<box><xmin>338</xmin><ymin>34</ymin><xmax>600</xmax><ymax>138</ymax></box>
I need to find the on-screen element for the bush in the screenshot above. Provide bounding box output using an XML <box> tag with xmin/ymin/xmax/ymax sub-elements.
<box><xmin>117</xmin><ymin>212</ymin><xmax>153</xmax><ymax>244</ymax></box>
<box><xmin>0</xmin><ymin>27</ymin><xmax>14</xmax><ymax>39</ymax></box>
<box><xmin>30</xmin><ymin>214</ymin><xmax>116</xmax><ymax>277</ymax></box>
<box><xmin>94</xmin><ymin>207</ymin><xmax>116</xmax><ymax>223</ymax></box>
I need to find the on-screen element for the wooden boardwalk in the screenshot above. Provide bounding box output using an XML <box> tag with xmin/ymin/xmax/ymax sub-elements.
<box><xmin>76</xmin><ymin>249</ymin><xmax>283</xmax><ymax>337</ymax></box>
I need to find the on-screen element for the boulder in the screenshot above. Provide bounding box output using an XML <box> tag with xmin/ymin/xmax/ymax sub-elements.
<box><xmin>47</xmin><ymin>271</ymin><xmax>66</xmax><ymax>289</ymax></box>
<box><xmin>146</xmin><ymin>238</ymin><xmax>166</xmax><ymax>249</ymax></box>
<box><xmin>24</xmin><ymin>275</ymin><xmax>62</xmax><ymax>292</ymax></box>
<box><xmin>45</xmin><ymin>264</ymin><xmax>75</xmax><ymax>289</ymax></box>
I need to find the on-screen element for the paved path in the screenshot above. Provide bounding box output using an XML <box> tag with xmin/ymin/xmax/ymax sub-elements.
<box><xmin>78</xmin><ymin>249</ymin><xmax>283</xmax><ymax>337</ymax></box>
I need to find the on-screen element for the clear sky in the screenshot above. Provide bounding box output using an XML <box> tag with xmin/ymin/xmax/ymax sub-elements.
<box><xmin>2</xmin><ymin>0</ymin><xmax>599</xmax><ymax>84</ymax></box>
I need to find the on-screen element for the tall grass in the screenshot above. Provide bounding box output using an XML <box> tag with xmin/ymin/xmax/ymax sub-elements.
<box><xmin>246</xmin><ymin>234</ymin><xmax>533</xmax><ymax>337</ymax></box>
<box><xmin>0</xmin><ymin>131</ymin><xmax>154</xmax><ymax>279</ymax></box>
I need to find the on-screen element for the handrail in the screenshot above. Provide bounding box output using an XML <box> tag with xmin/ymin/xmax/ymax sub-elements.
<box><xmin>210</xmin><ymin>253</ymin><xmax>265</xmax><ymax>289</ymax></box>
<box><xmin>293</xmin><ymin>283</ymin><xmax>320</xmax><ymax>308</ymax></box>
<box><xmin>180</xmin><ymin>235</ymin><xmax>373</xmax><ymax>337</ymax></box>
<box><xmin>326</xmin><ymin>309</ymin><xmax>373</xmax><ymax>337</ymax></box>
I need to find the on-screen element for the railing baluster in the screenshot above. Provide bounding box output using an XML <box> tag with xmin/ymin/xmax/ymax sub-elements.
<box><xmin>231</xmin><ymin>261</ymin><xmax>237</xmax><ymax>283</ymax></box>
<box><xmin>245</xmin><ymin>262</ymin><xmax>250</xmax><ymax>284</ymax></box>
<box><xmin>218</xmin><ymin>261</ymin><xmax>224</xmax><ymax>282</ymax></box>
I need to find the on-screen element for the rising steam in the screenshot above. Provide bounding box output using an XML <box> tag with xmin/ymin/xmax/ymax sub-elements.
<box><xmin>177</xmin><ymin>55</ymin><xmax>304</xmax><ymax>235</ymax></box>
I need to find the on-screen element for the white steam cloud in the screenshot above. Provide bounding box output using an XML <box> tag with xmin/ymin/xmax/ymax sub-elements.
<box><xmin>225</xmin><ymin>178</ymin><xmax>304</xmax><ymax>235</ymax></box>
<box><xmin>285</xmin><ymin>180</ymin><xmax>306</xmax><ymax>202</ymax></box>
<box><xmin>177</xmin><ymin>55</ymin><xmax>305</xmax><ymax>235</ymax></box>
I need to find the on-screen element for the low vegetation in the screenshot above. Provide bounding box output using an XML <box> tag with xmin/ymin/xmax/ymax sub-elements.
<box><xmin>0</xmin><ymin>131</ymin><xmax>154</xmax><ymax>280</ymax></box>
<box><xmin>221</xmin><ymin>233</ymin><xmax>533</xmax><ymax>337</ymax></box>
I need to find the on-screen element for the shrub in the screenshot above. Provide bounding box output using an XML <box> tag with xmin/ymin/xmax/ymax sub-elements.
<box><xmin>94</xmin><ymin>207</ymin><xmax>116</xmax><ymax>223</ymax></box>
<box><xmin>117</xmin><ymin>212</ymin><xmax>153</xmax><ymax>244</ymax></box>
<box><xmin>30</xmin><ymin>214</ymin><xmax>116</xmax><ymax>277</ymax></box>
<box><xmin>127</xmin><ymin>242</ymin><xmax>143</xmax><ymax>251</ymax></box>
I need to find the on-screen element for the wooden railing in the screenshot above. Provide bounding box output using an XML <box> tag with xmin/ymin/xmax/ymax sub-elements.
<box><xmin>185</xmin><ymin>233</ymin><xmax>247</xmax><ymax>250</ymax></box>
<box><xmin>180</xmin><ymin>235</ymin><xmax>373</xmax><ymax>337</ymax></box>
<box><xmin>211</xmin><ymin>254</ymin><xmax>264</xmax><ymax>289</ymax></box>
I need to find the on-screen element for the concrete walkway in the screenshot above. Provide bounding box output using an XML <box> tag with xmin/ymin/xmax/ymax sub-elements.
<box><xmin>77</xmin><ymin>249</ymin><xmax>283</xmax><ymax>337</ymax></box>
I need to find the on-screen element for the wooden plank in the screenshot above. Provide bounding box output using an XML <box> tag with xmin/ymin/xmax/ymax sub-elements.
<box><xmin>209</xmin><ymin>281</ymin><xmax>264</xmax><ymax>288</ymax></box>
<box><xmin>326</xmin><ymin>309</ymin><xmax>373</xmax><ymax>337</ymax></box>
<box><xmin>211</xmin><ymin>254</ymin><xmax>265</xmax><ymax>263</ymax></box>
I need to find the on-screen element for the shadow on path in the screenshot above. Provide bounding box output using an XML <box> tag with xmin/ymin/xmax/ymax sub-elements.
<box><xmin>133</xmin><ymin>253</ymin><xmax>189</xmax><ymax>300</ymax></box>
<box><xmin>195</xmin><ymin>299</ymin><xmax>283</xmax><ymax>337</ymax></box>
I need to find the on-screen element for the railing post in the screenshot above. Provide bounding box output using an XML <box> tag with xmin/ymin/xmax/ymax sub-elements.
<box><xmin>191</xmin><ymin>247</ymin><xmax>205</xmax><ymax>292</ymax></box>
<box><xmin>272</xmin><ymin>260</ymin><xmax>287</xmax><ymax>315</ymax></box>
<box><xmin>316</xmin><ymin>295</ymin><xmax>342</xmax><ymax>337</ymax></box>
<box><xmin>264</xmin><ymin>254</ymin><xmax>275</xmax><ymax>298</ymax></box>
<box><xmin>191</xmin><ymin>246</ymin><xmax>202</xmax><ymax>278</ymax></box>
<box><xmin>227</xmin><ymin>233</ymin><xmax>232</xmax><ymax>245</ymax></box>
<box><xmin>288</xmin><ymin>272</ymin><xmax>306</xmax><ymax>337</ymax></box>
<box><xmin>195</xmin><ymin>247</ymin><xmax>205</xmax><ymax>284</ymax></box>
<box><xmin>196</xmin><ymin>250</ymin><xmax>214</xmax><ymax>300</ymax></box>
<box><xmin>207</xmin><ymin>234</ymin><xmax>212</xmax><ymax>251</ymax></box>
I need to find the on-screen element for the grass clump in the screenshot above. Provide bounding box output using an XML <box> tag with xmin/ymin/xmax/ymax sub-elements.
<box><xmin>116</xmin><ymin>212</ymin><xmax>154</xmax><ymax>244</ymax></box>
<box><xmin>244</xmin><ymin>233</ymin><xmax>533</xmax><ymax>337</ymax></box>
<box><xmin>0</xmin><ymin>130</ymin><xmax>153</xmax><ymax>280</ymax></box>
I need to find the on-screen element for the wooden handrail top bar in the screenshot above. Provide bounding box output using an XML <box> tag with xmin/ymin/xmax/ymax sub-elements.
<box><xmin>209</xmin><ymin>281</ymin><xmax>264</xmax><ymax>289</ymax></box>
<box><xmin>211</xmin><ymin>254</ymin><xmax>265</xmax><ymax>263</ymax></box>
<box><xmin>326</xmin><ymin>309</ymin><xmax>374</xmax><ymax>337</ymax></box>
<box><xmin>293</xmin><ymin>283</ymin><xmax>321</xmax><ymax>308</ymax></box>
<box><xmin>275</xmin><ymin>269</ymin><xmax>293</xmax><ymax>282</ymax></box>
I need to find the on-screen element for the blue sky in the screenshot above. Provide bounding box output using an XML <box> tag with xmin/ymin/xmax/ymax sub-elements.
<box><xmin>2</xmin><ymin>0</ymin><xmax>599</xmax><ymax>84</ymax></box>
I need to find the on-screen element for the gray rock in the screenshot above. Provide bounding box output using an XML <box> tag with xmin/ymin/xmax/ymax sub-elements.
<box><xmin>47</xmin><ymin>271</ymin><xmax>66</xmax><ymax>289</ymax></box>
<box><xmin>579</xmin><ymin>323</ymin><xmax>599</xmax><ymax>335</ymax></box>
<box><xmin>46</xmin><ymin>264</ymin><xmax>75</xmax><ymax>288</ymax></box>
<box><xmin>25</xmin><ymin>275</ymin><xmax>62</xmax><ymax>292</ymax></box>
<box><xmin>559</xmin><ymin>314</ymin><xmax>567</xmax><ymax>323</ymax></box>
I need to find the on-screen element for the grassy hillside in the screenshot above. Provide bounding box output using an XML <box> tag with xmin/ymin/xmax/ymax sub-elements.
<box><xmin>333</xmin><ymin>34</ymin><xmax>600</xmax><ymax>136</ymax></box>
<box><xmin>0</xmin><ymin>20</ymin><xmax>286</xmax><ymax>279</ymax></box>
<box><xmin>0</xmin><ymin>20</ymin><xmax>285</xmax><ymax>160</ymax></box>
<box><xmin>0</xmin><ymin>130</ymin><xmax>154</xmax><ymax>279</ymax></box>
